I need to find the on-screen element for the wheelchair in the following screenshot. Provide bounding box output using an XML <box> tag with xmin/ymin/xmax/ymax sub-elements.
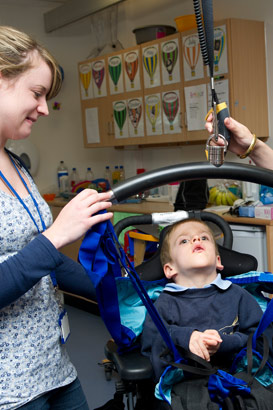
<box><xmin>90</xmin><ymin>161</ymin><xmax>273</xmax><ymax>410</ymax></box>
<box><xmin>99</xmin><ymin>211</ymin><xmax>258</xmax><ymax>410</ymax></box>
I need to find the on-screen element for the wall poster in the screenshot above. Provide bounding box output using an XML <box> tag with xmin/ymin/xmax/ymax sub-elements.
<box><xmin>161</xmin><ymin>38</ymin><xmax>180</xmax><ymax>85</ymax></box>
<box><xmin>108</xmin><ymin>54</ymin><xmax>124</xmax><ymax>95</ymax></box>
<box><xmin>142</xmin><ymin>44</ymin><xmax>161</xmax><ymax>88</ymax></box>
<box><xmin>124</xmin><ymin>49</ymin><xmax>141</xmax><ymax>91</ymax></box>
<box><xmin>127</xmin><ymin>97</ymin><xmax>144</xmax><ymax>137</ymax></box>
<box><xmin>183</xmin><ymin>34</ymin><xmax>204</xmax><ymax>82</ymax></box>
<box><xmin>145</xmin><ymin>93</ymin><xmax>162</xmax><ymax>136</ymax></box>
<box><xmin>113</xmin><ymin>100</ymin><xmax>129</xmax><ymax>139</ymax></box>
<box><xmin>85</xmin><ymin>107</ymin><xmax>100</xmax><ymax>143</ymax></box>
<box><xmin>79</xmin><ymin>63</ymin><xmax>92</xmax><ymax>99</ymax></box>
<box><xmin>92</xmin><ymin>59</ymin><xmax>107</xmax><ymax>98</ymax></box>
<box><xmin>207</xmin><ymin>79</ymin><xmax>229</xmax><ymax>109</ymax></box>
<box><xmin>209</xmin><ymin>25</ymin><xmax>228</xmax><ymax>76</ymax></box>
<box><xmin>162</xmin><ymin>90</ymin><xmax>181</xmax><ymax>134</ymax></box>
<box><xmin>184</xmin><ymin>84</ymin><xmax>207</xmax><ymax>131</ymax></box>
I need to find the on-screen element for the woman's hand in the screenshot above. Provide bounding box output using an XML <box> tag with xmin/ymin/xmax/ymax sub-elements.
<box><xmin>43</xmin><ymin>189</ymin><xmax>113</xmax><ymax>249</ymax></box>
<box><xmin>206</xmin><ymin>114</ymin><xmax>273</xmax><ymax>169</ymax></box>
<box><xmin>205</xmin><ymin>114</ymin><xmax>253</xmax><ymax>156</ymax></box>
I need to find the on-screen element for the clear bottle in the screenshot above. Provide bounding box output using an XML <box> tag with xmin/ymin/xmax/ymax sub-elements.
<box><xmin>57</xmin><ymin>161</ymin><xmax>69</xmax><ymax>195</ymax></box>
<box><xmin>112</xmin><ymin>165</ymin><xmax>120</xmax><ymax>185</ymax></box>
<box><xmin>104</xmin><ymin>166</ymin><xmax>112</xmax><ymax>186</ymax></box>
<box><xmin>70</xmin><ymin>167</ymin><xmax>79</xmax><ymax>191</ymax></box>
<box><xmin>85</xmin><ymin>167</ymin><xmax>94</xmax><ymax>181</ymax></box>
<box><xmin>119</xmin><ymin>165</ymin><xmax>125</xmax><ymax>181</ymax></box>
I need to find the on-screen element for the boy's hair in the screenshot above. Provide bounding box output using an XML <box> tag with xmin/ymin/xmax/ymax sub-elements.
<box><xmin>160</xmin><ymin>218</ymin><xmax>219</xmax><ymax>267</ymax></box>
<box><xmin>0</xmin><ymin>26</ymin><xmax>62</xmax><ymax>99</ymax></box>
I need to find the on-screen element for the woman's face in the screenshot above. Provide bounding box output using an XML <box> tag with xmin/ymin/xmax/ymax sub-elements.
<box><xmin>0</xmin><ymin>53</ymin><xmax>52</xmax><ymax>143</ymax></box>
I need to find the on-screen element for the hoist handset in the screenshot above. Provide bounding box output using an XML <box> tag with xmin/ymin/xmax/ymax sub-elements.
<box><xmin>217</xmin><ymin>102</ymin><xmax>230</xmax><ymax>145</ymax></box>
<box><xmin>205</xmin><ymin>101</ymin><xmax>230</xmax><ymax>145</ymax></box>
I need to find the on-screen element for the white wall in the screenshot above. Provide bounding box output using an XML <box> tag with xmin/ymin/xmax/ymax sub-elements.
<box><xmin>1</xmin><ymin>0</ymin><xmax>273</xmax><ymax>192</ymax></box>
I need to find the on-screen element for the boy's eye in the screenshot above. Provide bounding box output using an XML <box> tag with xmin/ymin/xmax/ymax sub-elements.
<box><xmin>180</xmin><ymin>239</ymin><xmax>189</xmax><ymax>244</ymax></box>
<box><xmin>201</xmin><ymin>235</ymin><xmax>209</xmax><ymax>241</ymax></box>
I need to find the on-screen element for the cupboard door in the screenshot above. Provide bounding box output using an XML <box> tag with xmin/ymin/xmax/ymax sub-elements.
<box><xmin>81</xmin><ymin>98</ymin><xmax>113</xmax><ymax>147</ymax></box>
<box><xmin>78</xmin><ymin>19</ymin><xmax>269</xmax><ymax>148</ymax></box>
<box><xmin>227</xmin><ymin>19</ymin><xmax>268</xmax><ymax>138</ymax></box>
<box><xmin>78</xmin><ymin>56</ymin><xmax>113</xmax><ymax>147</ymax></box>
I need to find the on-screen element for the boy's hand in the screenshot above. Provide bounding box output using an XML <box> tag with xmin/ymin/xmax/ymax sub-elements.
<box><xmin>202</xmin><ymin>329</ymin><xmax>222</xmax><ymax>356</ymax></box>
<box><xmin>189</xmin><ymin>331</ymin><xmax>210</xmax><ymax>361</ymax></box>
<box><xmin>189</xmin><ymin>330</ymin><xmax>222</xmax><ymax>361</ymax></box>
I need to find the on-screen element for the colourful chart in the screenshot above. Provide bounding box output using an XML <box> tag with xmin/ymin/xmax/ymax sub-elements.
<box><xmin>128</xmin><ymin>98</ymin><xmax>142</xmax><ymax>135</ymax></box>
<box><xmin>113</xmin><ymin>101</ymin><xmax>127</xmax><ymax>136</ymax></box>
<box><xmin>146</xmin><ymin>95</ymin><xmax>160</xmax><ymax>132</ymax></box>
<box><xmin>108</xmin><ymin>56</ymin><xmax>122</xmax><ymax>91</ymax></box>
<box><xmin>214</xmin><ymin>27</ymin><xmax>225</xmax><ymax>72</ymax></box>
<box><xmin>162</xmin><ymin>41</ymin><xmax>178</xmax><ymax>81</ymax></box>
<box><xmin>183</xmin><ymin>35</ymin><xmax>200</xmax><ymax>77</ymax></box>
<box><xmin>125</xmin><ymin>52</ymin><xmax>139</xmax><ymax>89</ymax></box>
<box><xmin>92</xmin><ymin>60</ymin><xmax>105</xmax><ymax>96</ymax></box>
<box><xmin>143</xmin><ymin>46</ymin><xmax>158</xmax><ymax>85</ymax></box>
<box><xmin>162</xmin><ymin>92</ymin><xmax>179</xmax><ymax>131</ymax></box>
<box><xmin>79</xmin><ymin>64</ymin><xmax>92</xmax><ymax>97</ymax></box>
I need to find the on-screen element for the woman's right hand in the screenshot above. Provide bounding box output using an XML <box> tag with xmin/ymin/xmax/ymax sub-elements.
<box><xmin>206</xmin><ymin>114</ymin><xmax>273</xmax><ymax>169</ymax></box>
<box><xmin>42</xmin><ymin>189</ymin><xmax>113</xmax><ymax>249</ymax></box>
<box><xmin>205</xmin><ymin>114</ymin><xmax>253</xmax><ymax>157</ymax></box>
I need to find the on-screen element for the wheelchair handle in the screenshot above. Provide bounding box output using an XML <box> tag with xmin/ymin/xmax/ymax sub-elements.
<box><xmin>114</xmin><ymin>211</ymin><xmax>233</xmax><ymax>250</ymax></box>
<box><xmin>110</xmin><ymin>161</ymin><xmax>273</xmax><ymax>203</ymax></box>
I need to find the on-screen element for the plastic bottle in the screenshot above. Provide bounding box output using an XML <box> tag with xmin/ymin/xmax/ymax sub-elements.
<box><xmin>57</xmin><ymin>161</ymin><xmax>69</xmax><ymax>195</ymax></box>
<box><xmin>112</xmin><ymin>166</ymin><xmax>120</xmax><ymax>185</ymax></box>
<box><xmin>119</xmin><ymin>165</ymin><xmax>125</xmax><ymax>181</ymax></box>
<box><xmin>85</xmin><ymin>167</ymin><xmax>94</xmax><ymax>181</ymax></box>
<box><xmin>70</xmin><ymin>167</ymin><xmax>79</xmax><ymax>191</ymax></box>
<box><xmin>104</xmin><ymin>166</ymin><xmax>112</xmax><ymax>186</ymax></box>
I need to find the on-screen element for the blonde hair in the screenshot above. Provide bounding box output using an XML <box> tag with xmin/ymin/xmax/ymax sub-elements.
<box><xmin>0</xmin><ymin>26</ymin><xmax>62</xmax><ymax>99</ymax></box>
<box><xmin>160</xmin><ymin>218</ymin><xmax>219</xmax><ymax>267</ymax></box>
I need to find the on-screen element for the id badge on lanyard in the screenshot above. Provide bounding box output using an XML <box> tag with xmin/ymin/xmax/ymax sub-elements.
<box><xmin>59</xmin><ymin>309</ymin><xmax>71</xmax><ymax>344</ymax></box>
<box><xmin>51</xmin><ymin>271</ymin><xmax>71</xmax><ymax>344</ymax></box>
<box><xmin>0</xmin><ymin>155</ymin><xmax>71</xmax><ymax>344</ymax></box>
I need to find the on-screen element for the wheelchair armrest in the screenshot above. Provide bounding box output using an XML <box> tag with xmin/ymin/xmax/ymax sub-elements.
<box><xmin>104</xmin><ymin>339</ymin><xmax>154</xmax><ymax>381</ymax></box>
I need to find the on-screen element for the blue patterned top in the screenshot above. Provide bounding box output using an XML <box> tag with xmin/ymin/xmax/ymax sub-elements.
<box><xmin>0</xmin><ymin>167</ymin><xmax>77</xmax><ymax>409</ymax></box>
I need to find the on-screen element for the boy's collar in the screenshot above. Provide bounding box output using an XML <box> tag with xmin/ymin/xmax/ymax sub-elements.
<box><xmin>164</xmin><ymin>274</ymin><xmax>232</xmax><ymax>292</ymax></box>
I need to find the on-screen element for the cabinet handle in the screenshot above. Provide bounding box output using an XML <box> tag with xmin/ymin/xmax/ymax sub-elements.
<box><xmin>179</xmin><ymin>112</ymin><xmax>183</xmax><ymax>129</ymax></box>
<box><xmin>107</xmin><ymin>121</ymin><xmax>115</xmax><ymax>135</ymax></box>
<box><xmin>111</xmin><ymin>119</ymin><xmax>115</xmax><ymax>135</ymax></box>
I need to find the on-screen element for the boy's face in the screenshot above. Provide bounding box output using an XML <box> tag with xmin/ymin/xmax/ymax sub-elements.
<box><xmin>164</xmin><ymin>221</ymin><xmax>223</xmax><ymax>281</ymax></box>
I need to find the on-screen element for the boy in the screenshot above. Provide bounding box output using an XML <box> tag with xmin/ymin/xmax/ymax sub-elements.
<box><xmin>141</xmin><ymin>218</ymin><xmax>268</xmax><ymax>382</ymax></box>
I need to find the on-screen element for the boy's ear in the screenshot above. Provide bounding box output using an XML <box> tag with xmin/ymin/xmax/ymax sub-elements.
<box><xmin>216</xmin><ymin>254</ymin><xmax>224</xmax><ymax>271</ymax></box>
<box><xmin>164</xmin><ymin>262</ymin><xmax>177</xmax><ymax>280</ymax></box>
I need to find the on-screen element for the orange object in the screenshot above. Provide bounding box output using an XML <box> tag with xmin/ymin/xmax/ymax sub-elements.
<box><xmin>174</xmin><ymin>14</ymin><xmax>197</xmax><ymax>32</ymax></box>
<box><xmin>43</xmin><ymin>193</ymin><xmax>56</xmax><ymax>201</ymax></box>
<box><xmin>128</xmin><ymin>231</ymin><xmax>158</xmax><ymax>267</ymax></box>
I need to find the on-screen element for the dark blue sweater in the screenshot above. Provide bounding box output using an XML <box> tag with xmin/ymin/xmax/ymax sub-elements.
<box><xmin>141</xmin><ymin>284</ymin><xmax>268</xmax><ymax>381</ymax></box>
<box><xmin>0</xmin><ymin>233</ymin><xmax>96</xmax><ymax>309</ymax></box>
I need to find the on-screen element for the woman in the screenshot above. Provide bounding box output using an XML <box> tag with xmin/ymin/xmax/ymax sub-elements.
<box><xmin>206</xmin><ymin>114</ymin><xmax>273</xmax><ymax>169</ymax></box>
<box><xmin>0</xmin><ymin>26</ymin><xmax>112</xmax><ymax>409</ymax></box>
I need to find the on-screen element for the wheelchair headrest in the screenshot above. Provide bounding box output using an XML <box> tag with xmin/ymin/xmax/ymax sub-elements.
<box><xmin>136</xmin><ymin>224</ymin><xmax>258</xmax><ymax>281</ymax></box>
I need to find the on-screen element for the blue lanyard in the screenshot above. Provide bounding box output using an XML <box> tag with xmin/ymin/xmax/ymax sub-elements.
<box><xmin>0</xmin><ymin>155</ymin><xmax>46</xmax><ymax>233</ymax></box>
<box><xmin>0</xmin><ymin>155</ymin><xmax>57</xmax><ymax>287</ymax></box>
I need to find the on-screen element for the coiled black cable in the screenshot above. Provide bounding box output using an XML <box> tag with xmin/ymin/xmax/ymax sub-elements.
<box><xmin>193</xmin><ymin>0</ymin><xmax>209</xmax><ymax>66</ymax></box>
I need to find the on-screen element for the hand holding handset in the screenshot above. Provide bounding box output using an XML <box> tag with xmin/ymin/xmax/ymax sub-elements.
<box><xmin>205</xmin><ymin>102</ymin><xmax>230</xmax><ymax>167</ymax></box>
